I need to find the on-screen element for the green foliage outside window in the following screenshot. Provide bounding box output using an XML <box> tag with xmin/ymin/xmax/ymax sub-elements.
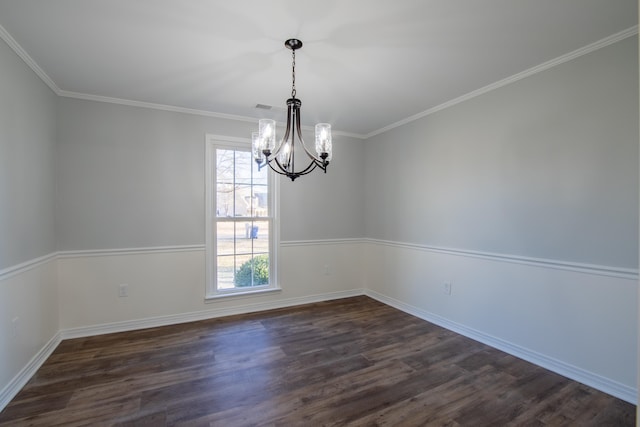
<box><xmin>235</xmin><ymin>255</ymin><xmax>269</xmax><ymax>287</ymax></box>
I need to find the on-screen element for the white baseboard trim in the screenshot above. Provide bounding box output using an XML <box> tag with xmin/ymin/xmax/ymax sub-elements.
<box><xmin>0</xmin><ymin>332</ymin><xmax>62</xmax><ymax>411</ymax></box>
<box><xmin>364</xmin><ymin>289</ymin><xmax>637</xmax><ymax>404</ymax></box>
<box><xmin>61</xmin><ymin>288</ymin><xmax>365</xmax><ymax>340</ymax></box>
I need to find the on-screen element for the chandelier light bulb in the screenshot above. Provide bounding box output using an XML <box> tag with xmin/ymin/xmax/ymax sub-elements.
<box><xmin>279</xmin><ymin>142</ymin><xmax>291</xmax><ymax>170</ymax></box>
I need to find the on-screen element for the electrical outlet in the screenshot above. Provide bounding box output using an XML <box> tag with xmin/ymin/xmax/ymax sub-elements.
<box><xmin>11</xmin><ymin>317</ymin><xmax>18</xmax><ymax>338</ymax></box>
<box><xmin>118</xmin><ymin>283</ymin><xmax>129</xmax><ymax>297</ymax></box>
<box><xmin>443</xmin><ymin>282</ymin><xmax>452</xmax><ymax>295</ymax></box>
<box><xmin>323</xmin><ymin>264</ymin><xmax>330</xmax><ymax>275</ymax></box>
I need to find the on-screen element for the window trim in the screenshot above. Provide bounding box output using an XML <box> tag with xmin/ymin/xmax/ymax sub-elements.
<box><xmin>204</xmin><ymin>134</ymin><xmax>279</xmax><ymax>299</ymax></box>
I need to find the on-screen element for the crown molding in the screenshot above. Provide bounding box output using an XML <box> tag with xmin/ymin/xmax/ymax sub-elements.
<box><xmin>57</xmin><ymin>90</ymin><xmax>366</xmax><ymax>139</ymax></box>
<box><xmin>0</xmin><ymin>23</ymin><xmax>60</xmax><ymax>95</ymax></box>
<box><xmin>365</xmin><ymin>25</ymin><xmax>639</xmax><ymax>139</ymax></box>
<box><xmin>0</xmin><ymin>21</ymin><xmax>365</xmax><ymax>139</ymax></box>
<box><xmin>1</xmin><ymin>20</ymin><xmax>634</xmax><ymax>142</ymax></box>
<box><xmin>58</xmin><ymin>90</ymin><xmax>259</xmax><ymax>123</ymax></box>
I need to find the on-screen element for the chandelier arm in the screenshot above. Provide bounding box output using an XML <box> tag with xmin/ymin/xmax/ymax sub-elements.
<box><xmin>313</xmin><ymin>158</ymin><xmax>328</xmax><ymax>172</ymax></box>
<box><xmin>290</xmin><ymin>106</ymin><xmax>298</xmax><ymax>172</ymax></box>
<box><xmin>267</xmin><ymin>159</ymin><xmax>290</xmax><ymax>176</ymax></box>
<box><xmin>271</xmin><ymin>152</ymin><xmax>316</xmax><ymax>176</ymax></box>
<box><xmin>294</xmin><ymin>105</ymin><xmax>324</xmax><ymax>164</ymax></box>
<box><xmin>281</xmin><ymin>103</ymin><xmax>293</xmax><ymax>156</ymax></box>
<box><xmin>271</xmin><ymin>156</ymin><xmax>298</xmax><ymax>176</ymax></box>
<box><xmin>289</xmin><ymin>103</ymin><xmax>326</xmax><ymax>176</ymax></box>
<box><xmin>267</xmin><ymin>157</ymin><xmax>318</xmax><ymax>181</ymax></box>
<box><xmin>267</xmin><ymin>110</ymin><xmax>292</xmax><ymax>162</ymax></box>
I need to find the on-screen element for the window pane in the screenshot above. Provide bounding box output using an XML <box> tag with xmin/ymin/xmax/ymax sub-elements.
<box><xmin>216</xmin><ymin>182</ymin><xmax>235</xmax><ymax>217</ymax></box>
<box><xmin>217</xmin><ymin>254</ymin><xmax>235</xmax><ymax>290</ymax></box>
<box><xmin>236</xmin><ymin>183</ymin><xmax>253</xmax><ymax>217</ymax></box>
<box><xmin>216</xmin><ymin>149</ymin><xmax>235</xmax><ymax>183</ymax></box>
<box><xmin>235</xmin><ymin>222</ymin><xmax>254</xmax><ymax>255</ymax></box>
<box><xmin>252</xmin><ymin>162</ymin><xmax>269</xmax><ymax>216</ymax></box>
<box><xmin>235</xmin><ymin>151</ymin><xmax>253</xmax><ymax>185</ymax></box>
<box><xmin>217</xmin><ymin>149</ymin><xmax>236</xmax><ymax>217</ymax></box>
<box><xmin>251</xmin><ymin>220</ymin><xmax>269</xmax><ymax>254</ymax></box>
<box><xmin>252</xmin><ymin>159</ymin><xmax>268</xmax><ymax>185</ymax></box>
<box><xmin>217</xmin><ymin>221</ymin><xmax>235</xmax><ymax>256</ymax></box>
<box><xmin>233</xmin><ymin>253</ymin><xmax>254</xmax><ymax>287</ymax></box>
<box><xmin>234</xmin><ymin>220</ymin><xmax>269</xmax><ymax>255</ymax></box>
<box><xmin>235</xmin><ymin>254</ymin><xmax>269</xmax><ymax>288</ymax></box>
<box><xmin>253</xmin><ymin>185</ymin><xmax>268</xmax><ymax>217</ymax></box>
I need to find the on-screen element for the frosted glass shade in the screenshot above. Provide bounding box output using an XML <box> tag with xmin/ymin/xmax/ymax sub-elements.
<box><xmin>251</xmin><ymin>132</ymin><xmax>264</xmax><ymax>162</ymax></box>
<box><xmin>315</xmin><ymin>123</ymin><xmax>332</xmax><ymax>161</ymax></box>
<box><xmin>259</xmin><ymin>119</ymin><xmax>276</xmax><ymax>152</ymax></box>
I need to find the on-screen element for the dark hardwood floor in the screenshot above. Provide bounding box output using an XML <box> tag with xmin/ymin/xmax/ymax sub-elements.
<box><xmin>0</xmin><ymin>296</ymin><xmax>635</xmax><ymax>426</ymax></box>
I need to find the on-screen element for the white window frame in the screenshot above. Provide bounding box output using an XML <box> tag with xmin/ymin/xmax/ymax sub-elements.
<box><xmin>205</xmin><ymin>134</ymin><xmax>279</xmax><ymax>300</ymax></box>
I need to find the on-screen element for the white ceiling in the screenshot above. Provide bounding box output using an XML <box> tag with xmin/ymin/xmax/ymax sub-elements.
<box><xmin>0</xmin><ymin>0</ymin><xmax>637</xmax><ymax>137</ymax></box>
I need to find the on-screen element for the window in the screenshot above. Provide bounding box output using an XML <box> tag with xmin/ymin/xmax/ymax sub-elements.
<box><xmin>205</xmin><ymin>135</ymin><xmax>278</xmax><ymax>298</ymax></box>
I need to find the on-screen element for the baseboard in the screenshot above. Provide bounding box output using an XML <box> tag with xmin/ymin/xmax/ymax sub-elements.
<box><xmin>364</xmin><ymin>289</ymin><xmax>637</xmax><ymax>404</ymax></box>
<box><xmin>2</xmin><ymin>286</ymin><xmax>634</xmax><ymax>415</ymax></box>
<box><xmin>61</xmin><ymin>288</ymin><xmax>365</xmax><ymax>340</ymax></box>
<box><xmin>0</xmin><ymin>332</ymin><xmax>62</xmax><ymax>411</ymax></box>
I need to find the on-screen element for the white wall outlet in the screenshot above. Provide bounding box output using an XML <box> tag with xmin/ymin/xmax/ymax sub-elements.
<box><xmin>323</xmin><ymin>264</ymin><xmax>330</xmax><ymax>275</ymax></box>
<box><xmin>443</xmin><ymin>282</ymin><xmax>452</xmax><ymax>295</ymax></box>
<box><xmin>118</xmin><ymin>283</ymin><xmax>129</xmax><ymax>297</ymax></box>
<box><xmin>11</xmin><ymin>317</ymin><xmax>19</xmax><ymax>338</ymax></box>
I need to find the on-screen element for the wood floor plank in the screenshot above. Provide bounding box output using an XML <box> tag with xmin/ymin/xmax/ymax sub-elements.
<box><xmin>0</xmin><ymin>296</ymin><xmax>635</xmax><ymax>426</ymax></box>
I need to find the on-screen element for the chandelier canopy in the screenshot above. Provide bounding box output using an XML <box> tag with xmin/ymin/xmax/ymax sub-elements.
<box><xmin>252</xmin><ymin>39</ymin><xmax>332</xmax><ymax>181</ymax></box>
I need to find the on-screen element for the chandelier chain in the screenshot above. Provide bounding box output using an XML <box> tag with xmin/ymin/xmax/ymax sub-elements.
<box><xmin>291</xmin><ymin>49</ymin><xmax>296</xmax><ymax>98</ymax></box>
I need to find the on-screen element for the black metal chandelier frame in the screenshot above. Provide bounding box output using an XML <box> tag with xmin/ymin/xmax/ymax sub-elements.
<box><xmin>253</xmin><ymin>39</ymin><xmax>331</xmax><ymax>181</ymax></box>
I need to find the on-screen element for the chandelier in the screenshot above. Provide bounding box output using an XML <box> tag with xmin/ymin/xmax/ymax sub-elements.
<box><xmin>252</xmin><ymin>39</ymin><xmax>332</xmax><ymax>181</ymax></box>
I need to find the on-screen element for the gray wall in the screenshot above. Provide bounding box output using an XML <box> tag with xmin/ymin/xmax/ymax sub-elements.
<box><xmin>56</xmin><ymin>98</ymin><xmax>364</xmax><ymax>250</ymax></box>
<box><xmin>279</xmin><ymin>131</ymin><xmax>365</xmax><ymax>241</ymax></box>
<box><xmin>0</xmin><ymin>37</ymin><xmax>57</xmax><ymax>270</ymax></box>
<box><xmin>365</xmin><ymin>36</ymin><xmax>639</xmax><ymax>269</ymax></box>
<box><xmin>11</xmin><ymin>31</ymin><xmax>635</xmax><ymax>268</ymax></box>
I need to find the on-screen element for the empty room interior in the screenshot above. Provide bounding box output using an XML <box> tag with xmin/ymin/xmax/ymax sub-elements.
<box><xmin>0</xmin><ymin>1</ymin><xmax>639</xmax><ymax>425</ymax></box>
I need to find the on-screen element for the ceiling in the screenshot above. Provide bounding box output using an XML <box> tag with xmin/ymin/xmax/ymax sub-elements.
<box><xmin>0</xmin><ymin>0</ymin><xmax>636</xmax><ymax>138</ymax></box>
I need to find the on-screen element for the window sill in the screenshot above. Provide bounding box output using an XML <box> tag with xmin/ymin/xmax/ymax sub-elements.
<box><xmin>204</xmin><ymin>287</ymin><xmax>281</xmax><ymax>303</ymax></box>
